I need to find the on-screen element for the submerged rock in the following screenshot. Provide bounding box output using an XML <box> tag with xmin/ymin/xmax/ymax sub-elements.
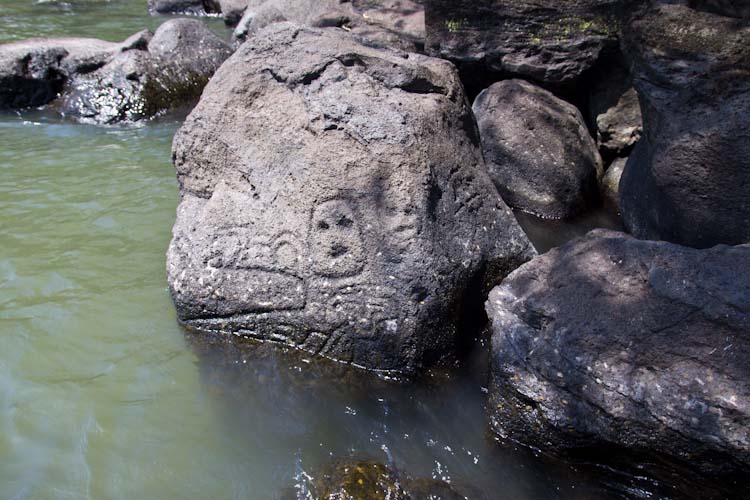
<box><xmin>486</xmin><ymin>229</ymin><xmax>750</xmax><ymax>477</ymax></box>
<box><xmin>0</xmin><ymin>34</ymin><xmax>146</xmax><ymax>109</ymax></box>
<box><xmin>60</xmin><ymin>19</ymin><xmax>231</xmax><ymax>123</ymax></box>
<box><xmin>282</xmin><ymin>458</ymin><xmax>466</xmax><ymax>500</ymax></box>
<box><xmin>619</xmin><ymin>2</ymin><xmax>750</xmax><ymax>247</ymax></box>
<box><xmin>167</xmin><ymin>23</ymin><xmax>534</xmax><ymax>374</ymax></box>
<box><xmin>473</xmin><ymin>79</ymin><xmax>603</xmax><ymax>219</ymax></box>
<box><xmin>424</xmin><ymin>0</ymin><xmax>629</xmax><ymax>89</ymax></box>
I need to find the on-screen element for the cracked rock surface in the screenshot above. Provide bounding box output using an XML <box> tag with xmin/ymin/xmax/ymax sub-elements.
<box><xmin>486</xmin><ymin>229</ymin><xmax>750</xmax><ymax>477</ymax></box>
<box><xmin>167</xmin><ymin>23</ymin><xmax>534</xmax><ymax>375</ymax></box>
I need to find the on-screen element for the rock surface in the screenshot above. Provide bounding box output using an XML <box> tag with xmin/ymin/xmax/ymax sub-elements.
<box><xmin>147</xmin><ymin>0</ymin><xmax>210</xmax><ymax>15</ymax></box>
<box><xmin>167</xmin><ymin>23</ymin><xmax>534</xmax><ymax>374</ymax></box>
<box><xmin>233</xmin><ymin>0</ymin><xmax>424</xmax><ymax>52</ymax></box>
<box><xmin>0</xmin><ymin>34</ymin><xmax>145</xmax><ymax>109</ymax></box>
<box><xmin>688</xmin><ymin>0</ymin><xmax>750</xmax><ymax>18</ymax></box>
<box><xmin>600</xmin><ymin>156</ymin><xmax>626</xmax><ymax>208</ymax></box>
<box><xmin>473</xmin><ymin>79</ymin><xmax>603</xmax><ymax>219</ymax></box>
<box><xmin>619</xmin><ymin>2</ymin><xmax>750</xmax><ymax>247</ymax></box>
<box><xmin>424</xmin><ymin>0</ymin><xmax>628</xmax><ymax>88</ymax></box>
<box><xmin>60</xmin><ymin>19</ymin><xmax>231</xmax><ymax>123</ymax></box>
<box><xmin>486</xmin><ymin>229</ymin><xmax>750</xmax><ymax>477</ymax></box>
<box><xmin>587</xmin><ymin>56</ymin><xmax>642</xmax><ymax>161</ymax></box>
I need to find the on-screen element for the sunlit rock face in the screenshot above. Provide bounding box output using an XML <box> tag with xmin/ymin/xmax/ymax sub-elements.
<box><xmin>0</xmin><ymin>33</ymin><xmax>147</xmax><ymax>109</ymax></box>
<box><xmin>487</xmin><ymin>229</ymin><xmax>750</xmax><ymax>477</ymax></box>
<box><xmin>167</xmin><ymin>23</ymin><xmax>534</xmax><ymax>375</ymax></box>
<box><xmin>424</xmin><ymin>0</ymin><xmax>635</xmax><ymax>90</ymax></box>
<box><xmin>60</xmin><ymin>19</ymin><xmax>231</xmax><ymax>124</ymax></box>
<box><xmin>473</xmin><ymin>79</ymin><xmax>603</xmax><ymax>220</ymax></box>
<box><xmin>619</xmin><ymin>2</ymin><xmax>750</xmax><ymax>248</ymax></box>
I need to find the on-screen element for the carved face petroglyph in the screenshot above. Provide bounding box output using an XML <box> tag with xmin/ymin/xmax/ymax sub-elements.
<box><xmin>310</xmin><ymin>200</ymin><xmax>366</xmax><ymax>278</ymax></box>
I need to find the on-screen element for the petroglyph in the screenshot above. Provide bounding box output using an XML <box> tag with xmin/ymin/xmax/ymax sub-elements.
<box><xmin>309</xmin><ymin>199</ymin><xmax>366</xmax><ymax>278</ymax></box>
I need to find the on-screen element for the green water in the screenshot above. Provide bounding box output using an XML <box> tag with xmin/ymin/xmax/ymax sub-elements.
<box><xmin>0</xmin><ymin>0</ymin><xmax>226</xmax><ymax>43</ymax></box>
<box><xmin>0</xmin><ymin>2</ymin><xmax>691</xmax><ymax>499</ymax></box>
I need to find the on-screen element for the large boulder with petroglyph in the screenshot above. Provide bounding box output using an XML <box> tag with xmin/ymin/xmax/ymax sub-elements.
<box><xmin>486</xmin><ymin>229</ymin><xmax>750</xmax><ymax>477</ymax></box>
<box><xmin>619</xmin><ymin>2</ymin><xmax>750</xmax><ymax>247</ymax></box>
<box><xmin>166</xmin><ymin>23</ymin><xmax>534</xmax><ymax>374</ymax></box>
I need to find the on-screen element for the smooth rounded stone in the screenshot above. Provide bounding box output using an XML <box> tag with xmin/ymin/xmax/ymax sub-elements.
<box><xmin>486</xmin><ymin>229</ymin><xmax>750</xmax><ymax>477</ymax></box>
<box><xmin>424</xmin><ymin>0</ymin><xmax>630</xmax><ymax>88</ymax></box>
<box><xmin>619</xmin><ymin>3</ymin><xmax>750</xmax><ymax>248</ymax></box>
<box><xmin>0</xmin><ymin>35</ymin><xmax>140</xmax><ymax>109</ymax></box>
<box><xmin>600</xmin><ymin>156</ymin><xmax>626</xmax><ymax>208</ymax></box>
<box><xmin>60</xmin><ymin>19</ymin><xmax>231</xmax><ymax>124</ymax></box>
<box><xmin>473</xmin><ymin>79</ymin><xmax>603</xmax><ymax>219</ymax></box>
<box><xmin>167</xmin><ymin>23</ymin><xmax>534</xmax><ymax>375</ymax></box>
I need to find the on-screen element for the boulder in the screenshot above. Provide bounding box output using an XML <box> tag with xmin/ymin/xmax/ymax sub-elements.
<box><xmin>167</xmin><ymin>23</ymin><xmax>534</xmax><ymax>374</ymax></box>
<box><xmin>587</xmin><ymin>55</ymin><xmax>642</xmax><ymax>160</ymax></box>
<box><xmin>594</xmin><ymin>86</ymin><xmax>641</xmax><ymax>160</ymax></box>
<box><xmin>486</xmin><ymin>229</ymin><xmax>750</xmax><ymax>478</ymax></box>
<box><xmin>600</xmin><ymin>156</ymin><xmax>626</xmax><ymax>208</ymax></box>
<box><xmin>473</xmin><ymin>79</ymin><xmax>603</xmax><ymax>219</ymax></box>
<box><xmin>619</xmin><ymin>3</ymin><xmax>750</xmax><ymax>247</ymax></box>
<box><xmin>424</xmin><ymin>0</ymin><xmax>629</xmax><ymax>89</ymax></box>
<box><xmin>60</xmin><ymin>19</ymin><xmax>231</xmax><ymax>123</ymax></box>
<box><xmin>0</xmin><ymin>33</ymin><xmax>148</xmax><ymax>109</ymax></box>
<box><xmin>233</xmin><ymin>0</ymin><xmax>424</xmax><ymax>52</ymax></box>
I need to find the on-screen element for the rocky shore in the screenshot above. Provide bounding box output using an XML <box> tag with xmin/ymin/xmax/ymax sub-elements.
<box><xmin>2</xmin><ymin>0</ymin><xmax>747</xmax><ymax>497</ymax></box>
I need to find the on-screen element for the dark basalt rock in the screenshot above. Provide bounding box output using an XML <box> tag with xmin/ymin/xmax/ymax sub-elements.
<box><xmin>167</xmin><ymin>23</ymin><xmax>534</xmax><ymax>375</ymax></box>
<box><xmin>424</xmin><ymin>0</ymin><xmax>633</xmax><ymax>90</ymax></box>
<box><xmin>0</xmin><ymin>34</ymin><xmax>148</xmax><ymax>109</ymax></box>
<box><xmin>60</xmin><ymin>19</ymin><xmax>231</xmax><ymax>124</ymax></box>
<box><xmin>486</xmin><ymin>229</ymin><xmax>750</xmax><ymax>478</ymax></box>
<box><xmin>587</xmin><ymin>53</ymin><xmax>642</xmax><ymax>161</ymax></box>
<box><xmin>473</xmin><ymin>79</ymin><xmax>603</xmax><ymax>219</ymax></box>
<box><xmin>619</xmin><ymin>2</ymin><xmax>750</xmax><ymax>248</ymax></box>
